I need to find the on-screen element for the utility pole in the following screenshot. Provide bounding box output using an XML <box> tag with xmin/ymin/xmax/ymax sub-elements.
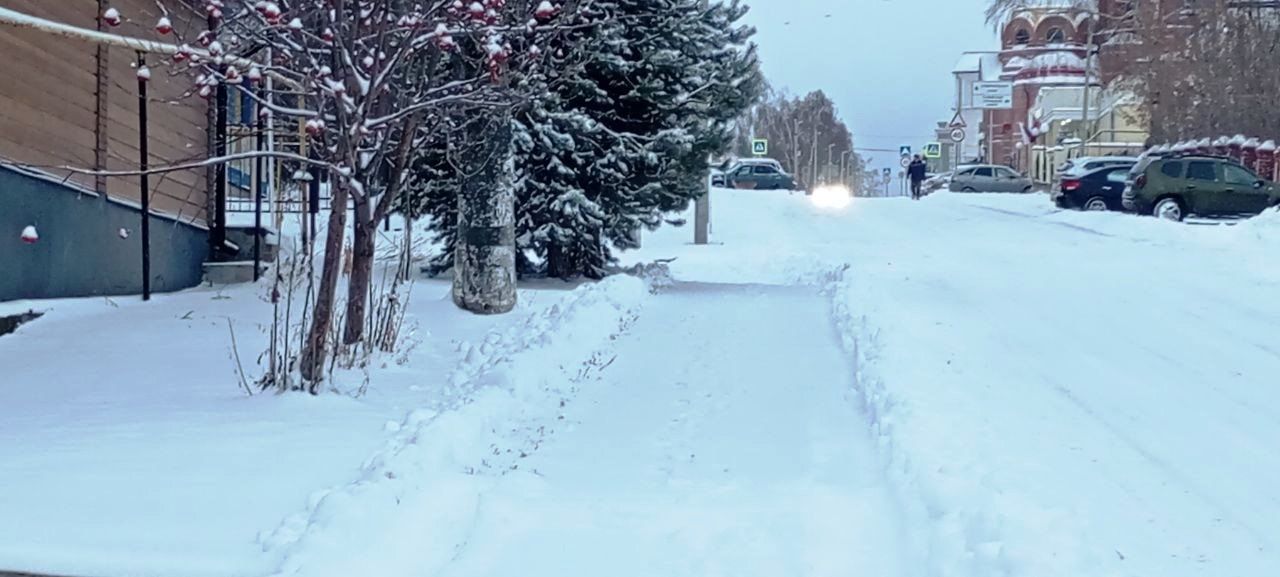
<box><xmin>811</xmin><ymin>123</ymin><xmax>819</xmax><ymax>187</ymax></box>
<box><xmin>840</xmin><ymin>150</ymin><xmax>851</xmax><ymax>187</ymax></box>
<box><xmin>827</xmin><ymin>143</ymin><xmax>836</xmax><ymax>183</ymax></box>
<box><xmin>695</xmin><ymin>153</ymin><xmax>711</xmax><ymax>245</ymax></box>
<box><xmin>1081</xmin><ymin>19</ymin><xmax>1096</xmax><ymax>154</ymax></box>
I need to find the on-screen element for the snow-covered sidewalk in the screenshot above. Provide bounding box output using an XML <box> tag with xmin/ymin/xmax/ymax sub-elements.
<box><xmin>431</xmin><ymin>282</ymin><xmax>912</xmax><ymax>577</ymax></box>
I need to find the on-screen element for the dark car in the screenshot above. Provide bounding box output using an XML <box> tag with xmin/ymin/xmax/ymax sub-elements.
<box><xmin>1053</xmin><ymin>165</ymin><xmax>1130</xmax><ymax>211</ymax></box>
<box><xmin>1122</xmin><ymin>155</ymin><xmax>1280</xmax><ymax>221</ymax></box>
<box><xmin>725</xmin><ymin>162</ymin><xmax>801</xmax><ymax>191</ymax></box>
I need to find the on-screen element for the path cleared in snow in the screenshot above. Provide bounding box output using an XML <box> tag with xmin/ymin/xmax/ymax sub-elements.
<box><xmin>434</xmin><ymin>282</ymin><xmax>912</xmax><ymax>577</ymax></box>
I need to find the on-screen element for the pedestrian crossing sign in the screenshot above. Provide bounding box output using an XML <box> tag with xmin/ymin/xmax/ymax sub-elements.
<box><xmin>924</xmin><ymin>142</ymin><xmax>942</xmax><ymax>159</ymax></box>
<box><xmin>752</xmin><ymin>139</ymin><xmax>768</xmax><ymax>156</ymax></box>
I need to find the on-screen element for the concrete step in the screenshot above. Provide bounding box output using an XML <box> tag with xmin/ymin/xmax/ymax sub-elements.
<box><xmin>202</xmin><ymin>260</ymin><xmax>267</xmax><ymax>285</ymax></box>
<box><xmin>224</xmin><ymin>225</ymin><xmax>280</xmax><ymax>263</ymax></box>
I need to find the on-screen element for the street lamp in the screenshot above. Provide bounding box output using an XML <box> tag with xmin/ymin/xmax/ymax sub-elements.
<box><xmin>840</xmin><ymin>150</ymin><xmax>852</xmax><ymax>187</ymax></box>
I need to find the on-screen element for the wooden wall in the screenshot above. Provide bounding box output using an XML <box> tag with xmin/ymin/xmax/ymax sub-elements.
<box><xmin>0</xmin><ymin>0</ymin><xmax>209</xmax><ymax>224</ymax></box>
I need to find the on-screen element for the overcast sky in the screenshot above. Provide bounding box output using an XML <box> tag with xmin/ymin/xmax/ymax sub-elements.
<box><xmin>740</xmin><ymin>0</ymin><xmax>999</xmax><ymax>173</ymax></box>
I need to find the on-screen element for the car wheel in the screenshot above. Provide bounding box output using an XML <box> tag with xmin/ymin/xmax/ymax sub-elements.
<box><xmin>1153</xmin><ymin>196</ymin><xmax>1186</xmax><ymax>222</ymax></box>
<box><xmin>962</xmin><ymin>187</ymin><xmax>976</xmax><ymax>192</ymax></box>
<box><xmin>1084</xmin><ymin>196</ymin><xmax>1108</xmax><ymax>211</ymax></box>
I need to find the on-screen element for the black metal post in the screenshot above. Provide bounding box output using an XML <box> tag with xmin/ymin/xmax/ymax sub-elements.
<box><xmin>137</xmin><ymin>52</ymin><xmax>152</xmax><ymax>301</ymax></box>
<box><xmin>309</xmin><ymin>164</ymin><xmax>321</xmax><ymax>246</ymax></box>
<box><xmin>253</xmin><ymin>88</ymin><xmax>265</xmax><ymax>282</ymax></box>
<box><xmin>214</xmin><ymin>83</ymin><xmax>228</xmax><ymax>254</ymax></box>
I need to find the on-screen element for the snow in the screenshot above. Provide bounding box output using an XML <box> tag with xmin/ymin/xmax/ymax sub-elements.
<box><xmin>4</xmin><ymin>189</ymin><xmax>1279</xmax><ymax>577</ymax></box>
<box><xmin>0</xmin><ymin>265</ymin><xmax>651</xmax><ymax>577</ymax></box>
<box><xmin>630</xmin><ymin>190</ymin><xmax>1280</xmax><ymax>577</ymax></box>
<box><xmin>423</xmin><ymin>283</ymin><xmax>908</xmax><ymax>577</ymax></box>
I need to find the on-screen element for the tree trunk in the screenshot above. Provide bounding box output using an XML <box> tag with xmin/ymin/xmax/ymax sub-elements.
<box><xmin>343</xmin><ymin>204</ymin><xmax>376</xmax><ymax>345</ymax></box>
<box><xmin>452</xmin><ymin>112</ymin><xmax>517</xmax><ymax>314</ymax></box>
<box><xmin>546</xmin><ymin>244</ymin><xmax>573</xmax><ymax>280</ymax></box>
<box><xmin>342</xmin><ymin>201</ymin><xmax>376</xmax><ymax>345</ymax></box>
<box><xmin>300</xmin><ymin>182</ymin><xmax>349</xmax><ymax>385</ymax></box>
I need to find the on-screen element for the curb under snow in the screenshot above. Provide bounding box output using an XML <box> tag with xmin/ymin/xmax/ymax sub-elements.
<box><xmin>827</xmin><ymin>265</ymin><xmax>1009</xmax><ymax>577</ymax></box>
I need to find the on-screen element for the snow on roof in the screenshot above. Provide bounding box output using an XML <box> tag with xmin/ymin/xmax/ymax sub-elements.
<box><xmin>952</xmin><ymin>52</ymin><xmax>988</xmax><ymax>74</ymax></box>
<box><xmin>1026</xmin><ymin>51</ymin><xmax>1087</xmax><ymax>69</ymax></box>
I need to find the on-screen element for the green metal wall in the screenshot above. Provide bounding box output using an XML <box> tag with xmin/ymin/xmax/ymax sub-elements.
<box><xmin>1</xmin><ymin>166</ymin><xmax>207</xmax><ymax>302</ymax></box>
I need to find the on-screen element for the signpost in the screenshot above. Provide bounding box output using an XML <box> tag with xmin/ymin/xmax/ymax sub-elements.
<box><xmin>751</xmin><ymin>139</ymin><xmax>768</xmax><ymax>156</ymax></box>
<box><xmin>972</xmin><ymin>82</ymin><xmax>1014</xmax><ymax>109</ymax></box>
<box><xmin>923</xmin><ymin>142</ymin><xmax>942</xmax><ymax>159</ymax></box>
<box><xmin>948</xmin><ymin>112</ymin><xmax>968</xmax><ymax>170</ymax></box>
<box><xmin>899</xmin><ymin>145</ymin><xmax>912</xmax><ymax>193</ymax></box>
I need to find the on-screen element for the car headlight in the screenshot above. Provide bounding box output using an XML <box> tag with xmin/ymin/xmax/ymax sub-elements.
<box><xmin>811</xmin><ymin>185</ymin><xmax>852</xmax><ymax>209</ymax></box>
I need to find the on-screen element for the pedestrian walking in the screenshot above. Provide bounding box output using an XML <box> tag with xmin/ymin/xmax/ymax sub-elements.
<box><xmin>908</xmin><ymin>155</ymin><xmax>928</xmax><ymax>200</ymax></box>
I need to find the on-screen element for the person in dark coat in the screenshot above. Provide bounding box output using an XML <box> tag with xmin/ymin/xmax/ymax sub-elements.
<box><xmin>908</xmin><ymin>155</ymin><xmax>929</xmax><ymax>200</ymax></box>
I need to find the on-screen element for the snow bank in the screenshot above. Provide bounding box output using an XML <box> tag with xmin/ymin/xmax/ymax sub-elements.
<box><xmin>826</xmin><ymin>195</ymin><xmax>1280</xmax><ymax>577</ymax></box>
<box><xmin>259</xmin><ymin>274</ymin><xmax>651</xmax><ymax>577</ymax></box>
<box><xmin>1236</xmin><ymin>205</ymin><xmax>1280</xmax><ymax>243</ymax></box>
<box><xmin>828</xmin><ymin>266</ymin><xmax>1113</xmax><ymax>577</ymax></box>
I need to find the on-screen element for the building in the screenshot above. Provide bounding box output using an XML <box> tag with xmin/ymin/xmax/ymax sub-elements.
<box><xmin>0</xmin><ymin>1</ymin><xmax>279</xmax><ymax>302</ymax></box>
<box><xmin>950</xmin><ymin>51</ymin><xmax>1001</xmax><ymax>165</ymax></box>
<box><xmin>984</xmin><ymin>6</ymin><xmax>1100</xmax><ymax>170</ymax></box>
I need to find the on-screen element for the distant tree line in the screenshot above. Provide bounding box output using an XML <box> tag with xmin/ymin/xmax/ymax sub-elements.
<box><xmin>731</xmin><ymin>88</ymin><xmax>865</xmax><ymax>193</ymax></box>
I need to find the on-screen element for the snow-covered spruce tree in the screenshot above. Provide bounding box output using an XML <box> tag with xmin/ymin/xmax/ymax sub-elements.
<box><xmin>411</xmin><ymin>0</ymin><xmax>762</xmax><ymax>280</ymax></box>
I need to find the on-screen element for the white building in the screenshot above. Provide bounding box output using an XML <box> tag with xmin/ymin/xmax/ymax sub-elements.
<box><xmin>950</xmin><ymin>51</ymin><xmax>1001</xmax><ymax>164</ymax></box>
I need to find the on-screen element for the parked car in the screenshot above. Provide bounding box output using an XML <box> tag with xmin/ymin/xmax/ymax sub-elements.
<box><xmin>1058</xmin><ymin>156</ymin><xmax>1138</xmax><ymax>178</ymax></box>
<box><xmin>922</xmin><ymin>172</ymin><xmax>951</xmax><ymax>194</ymax></box>
<box><xmin>712</xmin><ymin>158</ymin><xmax>787</xmax><ymax>188</ymax></box>
<box><xmin>1053</xmin><ymin>165</ymin><xmax>1131</xmax><ymax>211</ymax></box>
<box><xmin>724</xmin><ymin>161</ymin><xmax>802</xmax><ymax>191</ymax></box>
<box><xmin>1122</xmin><ymin>154</ymin><xmax>1280</xmax><ymax>221</ymax></box>
<box><xmin>949</xmin><ymin>165</ymin><xmax>1034</xmax><ymax>193</ymax></box>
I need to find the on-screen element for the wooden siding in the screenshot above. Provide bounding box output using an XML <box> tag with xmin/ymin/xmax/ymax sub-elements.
<box><xmin>0</xmin><ymin>0</ymin><xmax>209</xmax><ymax>224</ymax></box>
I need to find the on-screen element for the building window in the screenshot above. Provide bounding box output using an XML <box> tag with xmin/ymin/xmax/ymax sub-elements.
<box><xmin>1046</xmin><ymin>27</ymin><xmax>1066</xmax><ymax>44</ymax></box>
<box><xmin>1014</xmin><ymin>28</ymin><xmax>1031</xmax><ymax>44</ymax></box>
<box><xmin>226</xmin><ymin>90</ymin><xmax>260</xmax><ymax>198</ymax></box>
<box><xmin>226</xmin><ymin>89</ymin><xmax>256</xmax><ymax>126</ymax></box>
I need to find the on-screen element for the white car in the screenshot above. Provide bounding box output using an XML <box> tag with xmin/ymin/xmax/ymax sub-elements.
<box><xmin>1058</xmin><ymin>156</ymin><xmax>1138</xmax><ymax>179</ymax></box>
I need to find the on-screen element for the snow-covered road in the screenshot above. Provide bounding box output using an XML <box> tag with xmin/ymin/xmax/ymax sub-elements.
<box><xmin>436</xmin><ymin>283</ymin><xmax>911</xmax><ymax>577</ymax></box>
<box><xmin>634</xmin><ymin>190</ymin><xmax>1280</xmax><ymax>577</ymax></box>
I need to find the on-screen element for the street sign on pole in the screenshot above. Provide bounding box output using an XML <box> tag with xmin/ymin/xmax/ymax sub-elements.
<box><xmin>899</xmin><ymin>145</ymin><xmax>912</xmax><ymax>157</ymax></box>
<box><xmin>950</xmin><ymin>128</ymin><xmax>966</xmax><ymax>143</ymax></box>
<box><xmin>751</xmin><ymin>139</ymin><xmax>768</xmax><ymax>156</ymax></box>
<box><xmin>923</xmin><ymin>142</ymin><xmax>942</xmax><ymax>159</ymax></box>
<box><xmin>899</xmin><ymin>156</ymin><xmax>911</xmax><ymax>169</ymax></box>
<box><xmin>882</xmin><ymin>167</ymin><xmax>892</xmax><ymax>178</ymax></box>
<box><xmin>973</xmin><ymin>82</ymin><xmax>1014</xmax><ymax>109</ymax></box>
<box><xmin>948</xmin><ymin>111</ymin><xmax>967</xmax><ymax>129</ymax></box>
